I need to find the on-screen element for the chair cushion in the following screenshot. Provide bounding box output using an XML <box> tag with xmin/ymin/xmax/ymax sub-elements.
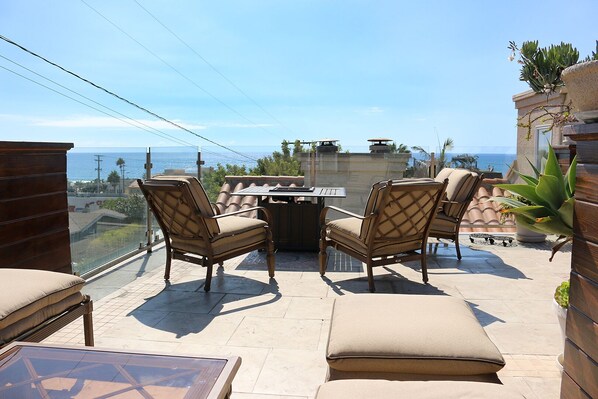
<box><xmin>316</xmin><ymin>380</ymin><xmax>524</xmax><ymax>399</ymax></box>
<box><xmin>326</xmin><ymin>294</ymin><xmax>505</xmax><ymax>377</ymax></box>
<box><xmin>434</xmin><ymin>169</ymin><xmax>477</xmax><ymax>218</ymax></box>
<box><xmin>429</xmin><ymin>212</ymin><xmax>458</xmax><ymax>234</ymax></box>
<box><xmin>0</xmin><ymin>269</ymin><xmax>85</xmax><ymax>344</ymax></box>
<box><xmin>326</xmin><ymin>218</ymin><xmax>423</xmax><ymax>257</ymax></box>
<box><xmin>212</xmin><ymin>216</ymin><xmax>268</xmax><ymax>257</ymax></box>
<box><xmin>151</xmin><ymin>176</ymin><xmax>220</xmax><ymax>235</ymax></box>
<box><xmin>171</xmin><ymin>215</ymin><xmax>268</xmax><ymax>258</ymax></box>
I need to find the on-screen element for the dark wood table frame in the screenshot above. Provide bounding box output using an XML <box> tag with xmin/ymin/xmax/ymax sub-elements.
<box><xmin>233</xmin><ymin>187</ymin><xmax>346</xmax><ymax>251</ymax></box>
<box><xmin>0</xmin><ymin>342</ymin><xmax>241</xmax><ymax>399</ymax></box>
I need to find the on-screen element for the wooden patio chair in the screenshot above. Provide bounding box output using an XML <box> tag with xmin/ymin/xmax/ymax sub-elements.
<box><xmin>428</xmin><ymin>168</ymin><xmax>484</xmax><ymax>260</ymax></box>
<box><xmin>138</xmin><ymin>176</ymin><xmax>275</xmax><ymax>291</ymax></box>
<box><xmin>319</xmin><ymin>179</ymin><xmax>447</xmax><ymax>292</ymax></box>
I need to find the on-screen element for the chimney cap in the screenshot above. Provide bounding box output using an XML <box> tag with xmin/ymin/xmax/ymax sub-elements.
<box><xmin>367</xmin><ymin>138</ymin><xmax>393</xmax><ymax>145</ymax></box>
<box><xmin>317</xmin><ymin>139</ymin><xmax>339</xmax><ymax>146</ymax></box>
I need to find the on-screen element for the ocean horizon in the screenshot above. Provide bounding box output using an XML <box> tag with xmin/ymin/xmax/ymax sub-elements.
<box><xmin>67</xmin><ymin>148</ymin><xmax>517</xmax><ymax>181</ymax></box>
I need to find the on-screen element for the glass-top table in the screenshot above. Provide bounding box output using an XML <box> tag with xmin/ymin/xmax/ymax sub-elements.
<box><xmin>0</xmin><ymin>342</ymin><xmax>241</xmax><ymax>399</ymax></box>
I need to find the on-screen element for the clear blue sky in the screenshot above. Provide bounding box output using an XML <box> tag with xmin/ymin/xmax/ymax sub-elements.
<box><xmin>0</xmin><ymin>0</ymin><xmax>596</xmax><ymax>154</ymax></box>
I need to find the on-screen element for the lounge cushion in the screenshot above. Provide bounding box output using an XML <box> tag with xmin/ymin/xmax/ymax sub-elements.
<box><xmin>315</xmin><ymin>380</ymin><xmax>525</xmax><ymax>399</ymax></box>
<box><xmin>326</xmin><ymin>294</ymin><xmax>505</xmax><ymax>377</ymax></box>
<box><xmin>0</xmin><ymin>269</ymin><xmax>86</xmax><ymax>344</ymax></box>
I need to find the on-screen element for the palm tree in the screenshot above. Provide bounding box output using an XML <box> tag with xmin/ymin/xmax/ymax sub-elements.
<box><xmin>389</xmin><ymin>142</ymin><xmax>411</xmax><ymax>154</ymax></box>
<box><xmin>412</xmin><ymin>138</ymin><xmax>454</xmax><ymax>174</ymax></box>
<box><xmin>107</xmin><ymin>170</ymin><xmax>120</xmax><ymax>193</ymax></box>
<box><xmin>116</xmin><ymin>158</ymin><xmax>125</xmax><ymax>194</ymax></box>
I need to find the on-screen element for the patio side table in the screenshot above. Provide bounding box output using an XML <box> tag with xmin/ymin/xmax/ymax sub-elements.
<box><xmin>233</xmin><ymin>186</ymin><xmax>346</xmax><ymax>251</ymax></box>
<box><xmin>0</xmin><ymin>342</ymin><xmax>241</xmax><ymax>399</ymax></box>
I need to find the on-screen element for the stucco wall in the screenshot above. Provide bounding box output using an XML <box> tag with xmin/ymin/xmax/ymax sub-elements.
<box><xmin>512</xmin><ymin>89</ymin><xmax>569</xmax><ymax>180</ymax></box>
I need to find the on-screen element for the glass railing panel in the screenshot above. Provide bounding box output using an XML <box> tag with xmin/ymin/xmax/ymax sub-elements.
<box><xmin>67</xmin><ymin>147</ymin><xmax>149</xmax><ymax>276</ymax></box>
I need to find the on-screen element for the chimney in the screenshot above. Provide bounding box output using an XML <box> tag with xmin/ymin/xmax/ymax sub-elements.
<box><xmin>368</xmin><ymin>138</ymin><xmax>392</xmax><ymax>154</ymax></box>
<box><xmin>316</xmin><ymin>139</ymin><xmax>339</xmax><ymax>154</ymax></box>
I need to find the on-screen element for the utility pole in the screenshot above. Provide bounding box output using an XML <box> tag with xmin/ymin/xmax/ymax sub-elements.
<box><xmin>94</xmin><ymin>155</ymin><xmax>103</xmax><ymax>193</ymax></box>
<box><xmin>197</xmin><ymin>150</ymin><xmax>205</xmax><ymax>180</ymax></box>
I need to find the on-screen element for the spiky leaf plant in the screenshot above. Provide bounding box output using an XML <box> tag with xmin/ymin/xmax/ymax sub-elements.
<box><xmin>491</xmin><ymin>144</ymin><xmax>576</xmax><ymax>260</ymax></box>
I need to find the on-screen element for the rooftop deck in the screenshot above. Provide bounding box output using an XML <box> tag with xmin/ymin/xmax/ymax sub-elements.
<box><xmin>45</xmin><ymin>236</ymin><xmax>569</xmax><ymax>399</ymax></box>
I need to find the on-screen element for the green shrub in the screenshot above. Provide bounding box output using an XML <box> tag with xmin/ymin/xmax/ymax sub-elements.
<box><xmin>554</xmin><ymin>281</ymin><xmax>570</xmax><ymax>308</ymax></box>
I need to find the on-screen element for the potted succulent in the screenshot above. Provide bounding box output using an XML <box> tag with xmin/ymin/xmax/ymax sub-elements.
<box><xmin>491</xmin><ymin>143</ymin><xmax>576</xmax><ymax>260</ymax></box>
<box><xmin>553</xmin><ymin>280</ymin><xmax>569</xmax><ymax>370</ymax></box>
<box><xmin>509</xmin><ymin>40</ymin><xmax>598</xmax><ymax>135</ymax></box>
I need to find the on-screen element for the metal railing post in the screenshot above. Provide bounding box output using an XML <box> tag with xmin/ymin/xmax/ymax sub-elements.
<box><xmin>197</xmin><ymin>150</ymin><xmax>205</xmax><ymax>181</ymax></box>
<box><xmin>430</xmin><ymin>152</ymin><xmax>436</xmax><ymax>178</ymax></box>
<box><xmin>145</xmin><ymin>148</ymin><xmax>153</xmax><ymax>252</ymax></box>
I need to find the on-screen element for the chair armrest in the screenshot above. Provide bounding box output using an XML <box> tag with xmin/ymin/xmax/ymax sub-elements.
<box><xmin>213</xmin><ymin>206</ymin><xmax>272</xmax><ymax>224</ymax></box>
<box><xmin>440</xmin><ymin>199</ymin><xmax>461</xmax><ymax>206</ymax></box>
<box><xmin>320</xmin><ymin>205</ymin><xmax>370</xmax><ymax>226</ymax></box>
<box><xmin>323</xmin><ymin>206</ymin><xmax>366</xmax><ymax>220</ymax></box>
<box><xmin>211</xmin><ymin>203</ymin><xmax>222</xmax><ymax>215</ymax></box>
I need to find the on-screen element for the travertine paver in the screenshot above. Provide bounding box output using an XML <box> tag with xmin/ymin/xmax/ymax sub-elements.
<box><xmin>45</xmin><ymin>236</ymin><xmax>570</xmax><ymax>399</ymax></box>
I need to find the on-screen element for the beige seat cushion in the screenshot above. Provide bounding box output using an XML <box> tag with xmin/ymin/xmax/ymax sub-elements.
<box><xmin>171</xmin><ymin>215</ymin><xmax>268</xmax><ymax>258</ymax></box>
<box><xmin>434</xmin><ymin>168</ymin><xmax>478</xmax><ymax>218</ymax></box>
<box><xmin>429</xmin><ymin>212</ymin><xmax>458</xmax><ymax>234</ymax></box>
<box><xmin>315</xmin><ymin>380</ymin><xmax>524</xmax><ymax>399</ymax></box>
<box><xmin>327</xmin><ymin>294</ymin><xmax>505</xmax><ymax>377</ymax></box>
<box><xmin>0</xmin><ymin>269</ymin><xmax>85</xmax><ymax>344</ymax></box>
<box><xmin>327</xmin><ymin>218</ymin><xmax>423</xmax><ymax>257</ymax></box>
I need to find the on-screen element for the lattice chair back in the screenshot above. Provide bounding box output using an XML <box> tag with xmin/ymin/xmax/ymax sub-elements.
<box><xmin>361</xmin><ymin>179</ymin><xmax>447</xmax><ymax>255</ymax></box>
<box><xmin>138</xmin><ymin>176</ymin><xmax>219</xmax><ymax>243</ymax></box>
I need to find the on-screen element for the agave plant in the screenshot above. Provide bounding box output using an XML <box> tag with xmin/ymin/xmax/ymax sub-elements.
<box><xmin>491</xmin><ymin>144</ymin><xmax>577</xmax><ymax>260</ymax></box>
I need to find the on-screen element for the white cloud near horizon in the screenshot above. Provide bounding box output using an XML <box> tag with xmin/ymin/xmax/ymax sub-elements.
<box><xmin>31</xmin><ymin>116</ymin><xmax>208</xmax><ymax>130</ymax></box>
<box><xmin>358</xmin><ymin>107</ymin><xmax>384</xmax><ymax>115</ymax></box>
<box><xmin>208</xmin><ymin>122</ymin><xmax>274</xmax><ymax>128</ymax></box>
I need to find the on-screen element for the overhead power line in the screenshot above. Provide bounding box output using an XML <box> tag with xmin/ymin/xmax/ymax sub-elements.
<box><xmin>0</xmin><ymin>53</ymin><xmax>197</xmax><ymax>148</ymax></box>
<box><xmin>132</xmin><ymin>0</ymin><xmax>297</xmax><ymax>137</ymax></box>
<box><xmin>0</xmin><ymin>61</ymin><xmax>196</xmax><ymax>148</ymax></box>
<box><xmin>0</xmin><ymin>34</ymin><xmax>258</xmax><ymax>162</ymax></box>
<box><xmin>80</xmin><ymin>0</ymin><xmax>284</xmax><ymax>142</ymax></box>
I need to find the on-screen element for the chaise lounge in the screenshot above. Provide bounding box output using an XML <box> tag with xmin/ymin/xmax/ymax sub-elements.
<box><xmin>0</xmin><ymin>268</ymin><xmax>93</xmax><ymax>348</ymax></box>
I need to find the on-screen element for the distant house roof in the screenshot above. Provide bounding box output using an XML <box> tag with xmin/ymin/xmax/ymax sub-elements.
<box><xmin>216</xmin><ymin>175</ymin><xmax>515</xmax><ymax>233</ymax></box>
<box><xmin>69</xmin><ymin>209</ymin><xmax>127</xmax><ymax>235</ymax></box>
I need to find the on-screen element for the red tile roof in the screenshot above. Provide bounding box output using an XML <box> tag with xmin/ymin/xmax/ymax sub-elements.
<box><xmin>217</xmin><ymin>176</ymin><xmax>515</xmax><ymax>233</ymax></box>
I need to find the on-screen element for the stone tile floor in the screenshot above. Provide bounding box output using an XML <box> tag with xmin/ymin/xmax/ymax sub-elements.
<box><xmin>46</xmin><ymin>236</ymin><xmax>571</xmax><ymax>398</ymax></box>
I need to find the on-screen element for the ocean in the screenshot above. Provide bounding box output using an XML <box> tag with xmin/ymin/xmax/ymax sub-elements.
<box><xmin>67</xmin><ymin>149</ymin><xmax>516</xmax><ymax>181</ymax></box>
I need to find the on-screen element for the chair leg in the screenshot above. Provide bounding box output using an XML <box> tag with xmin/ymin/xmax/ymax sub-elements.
<box><xmin>164</xmin><ymin>248</ymin><xmax>172</xmax><ymax>280</ymax></box>
<box><xmin>83</xmin><ymin>311</ymin><xmax>94</xmax><ymax>347</ymax></box>
<box><xmin>265</xmin><ymin>228</ymin><xmax>275</xmax><ymax>277</ymax></box>
<box><xmin>455</xmin><ymin>234</ymin><xmax>462</xmax><ymax>260</ymax></box>
<box><xmin>366</xmin><ymin>261</ymin><xmax>376</xmax><ymax>293</ymax></box>
<box><xmin>204</xmin><ymin>258</ymin><xmax>214</xmax><ymax>292</ymax></box>
<box><xmin>319</xmin><ymin>243</ymin><xmax>328</xmax><ymax>276</ymax></box>
<box><xmin>83</xmin><ymin>297</ymin><xmax>94</xmax><ymax>346</ymax></box>
<box><xmin>421</xmin><ymin>250</ymin><xmax>429</xmax><ymax>283</ymax></box>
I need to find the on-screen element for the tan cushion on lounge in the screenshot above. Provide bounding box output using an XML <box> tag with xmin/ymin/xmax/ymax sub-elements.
<box><xmin>151</xmin><ymin>176</ymin><xmax>220</xmax><ymax>235</ymax></box>
<box><xmin>316</xmin><ymin>380</ymin><xmax>524</xmax><ymax>399</ymax></box>
<box><xmin>0</xmin><ymin>269</ymin><xmax>85</xmax><ymax>344</ymax></box>
<box><xmin>327</xmin><ymin>294</ymin><xmax>505</xmax><ymax>376</ymax></box>
<box><xmin>0</xmin><ymin>293</ymin><xmax>85</xmax><ymax>344</ymax></box>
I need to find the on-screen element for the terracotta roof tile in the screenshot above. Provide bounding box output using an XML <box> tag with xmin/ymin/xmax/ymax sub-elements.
<box><xmin>216</xmin><ymin>176</ymin><xmax>516</xmax><ymax>233</ymax></box>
